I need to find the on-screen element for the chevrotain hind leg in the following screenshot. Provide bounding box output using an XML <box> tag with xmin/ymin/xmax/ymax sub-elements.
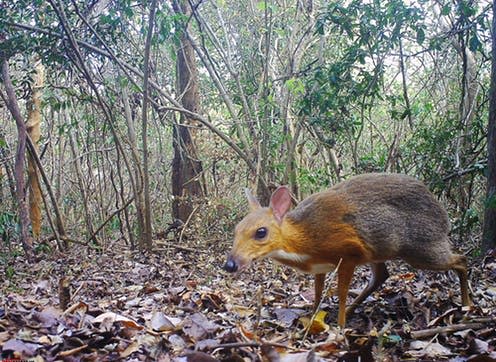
<box><xmin>313</xmin><ymin>273</ymin><xmax>325</xmax><ymax>311</ymax></box>
<box><xmin>450</xmin><ymin>254</ymin><xmax>472</xmax><ymax>306</ymax></box>
<box><xmin>337</xmin><ymin>263</ymin><xmax>356</xmax><ymax>327</ymax></box>
<box><xmin>410</xmin><ymin>252</ymin><xmax>472</xmax><ymax>306</ymax></box>
<box><xmin>346</xmin><ymin>262</ymin><xmax>389</xmax><ymax>317</ymax></box>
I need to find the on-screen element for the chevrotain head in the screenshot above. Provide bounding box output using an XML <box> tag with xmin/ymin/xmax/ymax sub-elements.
<box><xmin>223</xmin><ymin>186</ymin><xmax>292</xmax><ymax>273</ymax></box>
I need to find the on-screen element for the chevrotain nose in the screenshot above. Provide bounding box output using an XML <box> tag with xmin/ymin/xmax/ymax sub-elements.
<box><xmin>224</xmin><ymin>258</ymin><xmax>238</xmax><ymax>272</ymax></box>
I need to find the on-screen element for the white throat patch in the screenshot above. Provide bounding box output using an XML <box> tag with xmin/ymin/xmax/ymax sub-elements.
<box><xmin>267</xmin><ymin>250</ymin><xmax>336</xmax><ymax>274</ymax></box>
<box><xmin>267</xmin><ymin>250</ymin><xmax>310</xmax><ymax>263</ymax></box>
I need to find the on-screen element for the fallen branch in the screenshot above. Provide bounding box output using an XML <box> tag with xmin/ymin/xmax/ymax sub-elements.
<box><xmin>40</xmin><ymin>235</ymin><xmax>87</xmax><ymax>246</ymax></box>
<box><xmin>155</xmin><ymin>244</ymin><xmax>207</xmax><ymax>253</ymax></box>
<box><xmin>410</xmin><ymin>322</ymin><xmax>486</xmax><ymax>339</ymax></box>
<box><xmin>210</xmin><ymin>341</ymin><xmax>296</xmax><ymax>350</ymax></box>
<box><xmin>57</xmin><ymin>344</ymin><xmax>88</xmax><ymax>357</ymax></box>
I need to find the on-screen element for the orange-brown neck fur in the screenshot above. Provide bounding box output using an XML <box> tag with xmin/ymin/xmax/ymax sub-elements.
<box><xmin>269</xmin><ymin>195</ymin><xmax>375</xmax><ymax>273</ymax></box>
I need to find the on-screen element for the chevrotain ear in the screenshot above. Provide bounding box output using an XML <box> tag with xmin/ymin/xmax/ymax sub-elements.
<box><xmin>245</xmin><ymin>188</ymin><xmax>261</xmax><ymax>210</ymax></box>
<box><xmin>269</xmin><ymin>186</ymin><xmax>292</xmax><ymax>223</ymax></box>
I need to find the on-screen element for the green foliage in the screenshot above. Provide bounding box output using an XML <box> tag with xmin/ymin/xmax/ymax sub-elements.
<box><xmin>485</xmin><ymin>192</ymin><xmax>496</xmax><ymax>210</ymax></box>
<box><xmin>447</xmin><ymin>0</ymin><xmax>490</xmax><ymax>54</ymax></box>
<box><xmin>0</xmin><ymin>0</ymin><xmax>491</xmax><ymax>254</ymax></box>
<box><xmin>34</xmin><ymin>242</ymin><xmax>52</xmax><ymax>254</ymax></box>
<box><xmin>5</xmin><ymin>265</ymin><xmax>15</xmax><ymax>279</ymax></box>
<box><xmin>285</xmin><ymin>78</ymin><xmax>305</xmax><ymax>97</ymax></box>
<box><xmin>156</xmin><ymin>11</ymin><xmax>187</xmax><ymax>52</ymax></box>
<box><xmin>109</xmin><ymin>215</ymin><xmax>121</xmax><ymax>232</ymax></box>
<box><xmin>357</xmin><ymin>153</ymin><xmax>386</xmax><ymax>173</ymax></box>
<box><xmin>301</xmin><ymin>0</ymin><xmax>426</xmax><ymax>139</ymax></box>
<box><xmin>0</xmin><ymin>212</ymin><xmax>18</xmax><ymax>244</ymax></box>
<box><xmin>0</xmin><ymin>245</ymin><xmax>23</xmax><ymax>287</ymax></box>
<box><xmin>402</xmin><ymin>118</ymin><xmax>456</xmax><ymax>185</ymax></box>
<box><xmin>297</xmin><ymin>167</ymin><xmax>332</xmax><ymax>193</ymax></box>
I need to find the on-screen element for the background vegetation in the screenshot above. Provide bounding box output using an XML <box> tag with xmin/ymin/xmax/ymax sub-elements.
<box><xmin>0</xmin><ymin>0</ymin><xmax>494</xmax><ymax>257</ymax></box>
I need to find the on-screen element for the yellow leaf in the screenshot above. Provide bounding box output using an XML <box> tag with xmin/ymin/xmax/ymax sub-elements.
<box><xmin>299</xmin><ymin>310</ymin><xmax>329</xmax><ymax>335</ymax></box>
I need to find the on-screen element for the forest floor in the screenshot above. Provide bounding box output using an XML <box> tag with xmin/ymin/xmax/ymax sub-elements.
<box><xmin>1</xmin><ymin>236</ymin><xmax>496</xmax><ymax>362</ymax></box>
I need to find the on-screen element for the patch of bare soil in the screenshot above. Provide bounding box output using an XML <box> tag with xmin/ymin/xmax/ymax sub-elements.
<box><xmin>1</xmin><ymin>239</ymin><xmax>495</xmax><ymax>361</ymax></box>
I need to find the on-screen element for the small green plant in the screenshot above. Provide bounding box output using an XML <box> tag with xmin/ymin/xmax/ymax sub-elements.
<box><xmin>5</xmin><ymin>265</ymin><xmax>15</xmax><ymax>279</ymax></box>
<box><xmin>35</xmin><ymin>242</ymin><xmax>52</xmax><ymax>254</ymax></box>
<box><xmin>0</xmin><ymin>211</ymin><xmax>18</xmax><ymax>245</ymax></box>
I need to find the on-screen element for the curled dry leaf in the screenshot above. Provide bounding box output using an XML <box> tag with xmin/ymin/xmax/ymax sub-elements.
<box><xmin>120</xmin><ymin>339</ymin><xmax>140</xmax><ymax>358</ymax></box>
<box><xmin>93</xmin><ymin>311</ymin><xmax>143</xmax><ymax>330</ymax></box>
<box><xmin>238</xmin><ymin>322</ymin><xmax>256</xmax><ymax>340</ymax></box>
<box><xmin>151</xmin><ymin>311</ymin><xmax>182</xmax><ymax>332</ymax></box>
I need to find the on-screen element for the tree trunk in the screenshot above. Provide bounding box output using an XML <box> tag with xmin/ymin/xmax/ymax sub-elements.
<box><xmin>0</xmin><ymin>130</ymin><xmax>15</xmax><ymax>206</ymax></box>
<box><xmin>482</xmin><ymin>0</ymin><xmax>496</xmax><ymax>253</ymax></box>
<box><xmin>140</xmin><ymin>0</ymin><xmax>158</xmax><ymax>250</ymax></box>
<box><xmin>25</xmin><ymin>135</ymin><xmax>68</xmax><ymax>249</ymax></box>
<box><xmin>69</xmin><ymin>131</ymin><xmax>97</xmax><ymax>244</ymax></box>
<box><xmin>122</xmin><ymin>86</ymin><xmax>142</xmax><ymax>249</ymax></box>
<box><xmin>26</xmin><ymin>59</ymin><xmax>44</xmax><ymax>238</ymax></box>
<box><xmin>1</xmin><ymin>59</ymin><xmax>35</xmax><ymax>261</ymax></box>
<box><xmin>172</xmin><ymin>0</ymin><xmax>205</xmax><ymax>223</ymax></box>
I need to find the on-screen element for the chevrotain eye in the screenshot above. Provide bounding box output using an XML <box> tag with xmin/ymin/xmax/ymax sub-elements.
<box><xmin>254</xmin><ymin>227</ymin><xmax>268</xmax><ymax>240</ymax></box>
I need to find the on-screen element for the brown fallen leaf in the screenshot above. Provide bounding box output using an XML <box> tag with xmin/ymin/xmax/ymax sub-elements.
<box><xmin>427</xmin><ymin>307</ymin><xmax>459</xmax><ymax>327</ymax></box>
<box><xmin>38</xmin><ymin>334</ymin><xmax>63</xmax><ymax>345</ymax></box>
<box><xmin>238</xmin><ymin>322</ymin><xmax>256</xmax><ymax>340</ymax></box>
<box><xmin>278</xmin><ymin>351</ymin><xmax>326</xmax><ymax>362</ymax></box>
<box><xmin>398</xmin><ymin>272</ymin><xmax>416</xmax><ymax>280</ymax></box>
<box><xmin>274</xmin><ymin>308</ymin><xmax>304</xmax><ymax>328</ymax></box>
<box><xmin>2</xmin><ymin>338</ymin><xmax>42</xmax><ymax>357</ymax></box>
<box><xmin>186</xmin><ymin>279</ymin><xmax>198</xmax><ymax>289</ymax></box>
<box><xmin>144</xmin><ymin>282</ymin><xmax>160</xmax><ymax>294</ymax></box>
<box><xmin>183</xmin><ymin>313</ymin><xmax>220</xmax><ymax>340</ymax></box>
<box><xmin>406</xmin><ymin>340</ymin><xmax>451</xmax><ymax>358</ymax></box>
<box><xmin>33</xmin><ymin>306</ymin><xmax>61</xmax><ymax>328</ymax></box>
<box><xmin>195</xmin><ymin>338</ymin><xmax>219</xmax><ymax>351</ymax></box>
<box><xmin>62</xmin><ymin>301</ymin><xmax>88</xmax><ymax>315</ymax></box>
<box><xmin>0</xmin><ymin>331</ymin><xmax>11</xmax><ymax>344</ymax></box>
<box><xmin>181</xmin><ymin>351</ymin><xmax>219</xmax><ymax>362</ymax></box>
<box><xmin>315</xmin><ymin>341</ymin><xmax>340</xmax><ymax>353</ymax></box>
<box><xmin>169</xmin><ymin>333</ymin><xmax>187</xmax><ymax>352</ymax></box>
<box><xmin>231</xmin><ymin>304</ymin><xmax>256</xmax><ymax>318</ymax></box>
<box><xmin>467</xmin><ymin>330</ymin><xmax>490</xmax><ymax>355</ymax></box>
